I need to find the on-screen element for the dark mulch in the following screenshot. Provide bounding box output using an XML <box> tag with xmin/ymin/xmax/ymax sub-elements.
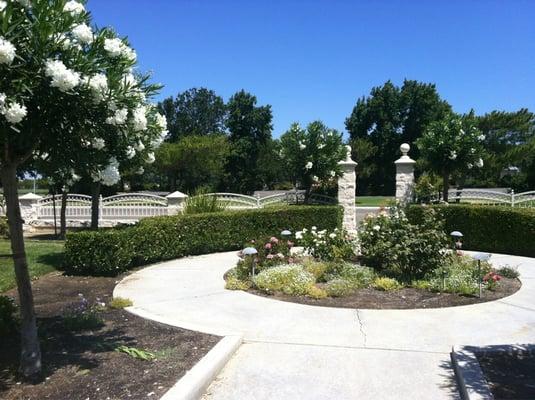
<box><xmin>0</xmin><ymin>272</ymin><xmax>219</xmax><ymax>400</ymax></box>
<box><xmin>249</xmin><ymin>278</ymin><xmax>521</xmax><ymax>309</ymax></box>
<box><xmin>477</xmin><ymin>350</ymin><xmax>535</xmax><ymax>399</ymax></box>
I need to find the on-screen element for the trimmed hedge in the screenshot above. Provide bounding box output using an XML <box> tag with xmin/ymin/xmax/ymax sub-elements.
<box><xmin>64</xmin><ymin>205</ymin><xmax>342</xmax><ymax>276</ymax></box>
<box><xmin>407</xmin><ymin>205</ymin><xmax>535</xmax><ymax>257</ymax></box>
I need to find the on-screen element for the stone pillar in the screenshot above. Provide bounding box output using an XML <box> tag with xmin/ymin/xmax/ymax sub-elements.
<box><xmin>166</xmin><ymin>191</ymin><xmax>188</xmax><ymax>215</ymax></box>
<box><xmin>19</xmin><ymin>192</ymin><xmax>43</xmax><ymax>223</ymax></box>
<box><xmin>394</xmin><ymin>143</ymin><xmax>416</xmax><ymax>204</ymax></box>
<box><xmin>337</xmin><ymin>145</ymin><xmax>358</xmax><ymax>231</ymax></box>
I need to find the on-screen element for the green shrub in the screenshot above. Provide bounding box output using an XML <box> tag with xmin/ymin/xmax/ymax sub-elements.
<box><xmin>496</xmin><ymin>265</ymin><xmax>520</xmax><ymax>279</ymax></box>
<box><xmin>359</xmin><ymin>206</ymin><xmax>448</xmax><ymax>282</ymax></box>
<box><xmin>427</xmin><ymin>254</ymin><xmax>487</xmax><ymax>296</ymax></box>
<box><xmin>253</xmin><ymin>264</ymin><xmax>315</xmax><ymax>296</ymax></box>
<box><xmin>373</xmin><ymin>277</ymin><xmax>402</xmax><ymax>291</ymax></box>
<box><xmin>64</xmin><ymin>205</ymin><xmax>342</xmax><ymax>276</ymax></box>
<box><xmin>0</xmin><ymin>295</ymin><xmax>17</xmax><ymax>336</ymax></box>
<box><xmin>109</xmin><ymin>297</ymin><xmax>133</xmax><ymax>309</ymax></box>
<box><xmin>63</xmin><ymin>294</ymin><xmax>104</xmax><ymax>332</ymax></box>
<box><xmin>306</xmin><ymin>285</ymin><xmax>328</xmax><ymax>299</ymax></box>
<box><xmin>324</xmin><ymin>262</ymin><xmax>375</xmax><ymax>287</ymax></box>
<box><xmin>325</xmin><ymin>278</ymin><xmax>357</xmax><ymax>297</ymax></box>
<box><xmin>183</xmin><ymin>188</ymin><xmax>226</xmax><ymax>215</ymax></box>
<box><xmin>225</xmin><ymin>276</ymin><xmax>252</xmax><ymax>291</ymax></box>
<box><xmin>302</xmin><ymin>259</ymin><xmax>329</xmax><ymax>281</ymax></box>
<box><xmin>407</xmin><ymin>205</ymin><xmax>535</xmax><ymax>257</ymax></box>
<box><xmin>0</xmin><ymin>216</ymin><xmax>9</xmax><ymax>239</ymax></box>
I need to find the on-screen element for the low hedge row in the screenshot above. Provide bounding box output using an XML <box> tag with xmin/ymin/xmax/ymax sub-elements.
<box><xmin>406</xmin><ymin>204</ymin><xmax>535</xmax><ymax>257</ymax></box>
<box><xmin>64</xmin><ymin>205</ymin><xmax>343</xmax><ymax>276</ymax></box>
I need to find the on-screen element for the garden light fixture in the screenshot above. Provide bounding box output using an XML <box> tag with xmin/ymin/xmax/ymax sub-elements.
<box><xmin>242</xmin><ymin>247</ymin><xmax>258</xmax><ymax>276</ymax></box>
<box><xmin>450</xmin><ymin>231</ymin><xmax>463</xmax><ymax>251</ymax></box>
<box><xmin>281</xmin><ymin>230</ymin><xmax>292</xmax><ymax>237</ymax></box>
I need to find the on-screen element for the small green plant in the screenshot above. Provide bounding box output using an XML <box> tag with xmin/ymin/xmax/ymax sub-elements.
<box><xmin>63</xmin><ymin>294</ymin><xmax>104</xmax><ymax>332</ymax></box>
<box><xmin>428</xmin><ymin>255</ymin><xmax>482</xmax><ymax>295</ymax></box>
<box><xmin>253</xmin><ymin>264</ymin><xmax>315</xmax><ymax>296</ymax></box>
<box><xmin>373</xmin><ymin>277</ymin><xmax>402</xmax><ymax>291</ymax></box>
<box><xmin>324</xmin><ymin>263</ymin><xmax>375</xmax><ymax>288</ymax></box>
<box><xmin>225</xmin><ymin>276</ymin><xmax>252</xmax><ymax>291</ymax></box>
<box><xmin>411</xmin><ymin>280</ymin><xmax>432</xmax><ymax>290</ymax></box>
<box><xmin>306</xmin><ymin>285</ymin><xmax>328</xmax><ymax>299</ymax></box>
<box><xmin>109</xmin><ymin>297</ymin><xmax>133</xmax><ymax>309</ymax></box>
<box><xmin>115</xmin><ymin>345</ymin><xmax>155</xmax><ymax>361</ymax></box>
<box><xmin>496</xmin><ymin>266</ymin><xmax>519</xmax><ymax>279</ymax></box>
<box><xmin>325</xmin><ymin>278</ymin><xmax>357</xmax><ymax>297</ymax></box>
<box><xmin>0</xmin><ymin>295</ymin><xmax>17</xmax><ymax>336</ymax></box>
<box><xmin>183</xmin><ymin>188</ymin><xmax>226</xmax><ymax>215</ymax></box>
<box><xmin>302</xmin><ymin>259</ymin><xmax>329</xmax><ymax>281</ymax></box>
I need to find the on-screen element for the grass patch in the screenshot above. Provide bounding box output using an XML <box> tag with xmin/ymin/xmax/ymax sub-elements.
<box><xmin>355</xmin><ymin>196</ymin><xmax>394</xmax><ymax>207</ymax></box>
<box><xmin>0</xmin><ymin>239</ymin><xmax>64</xmax><ymax>292</ymax></box>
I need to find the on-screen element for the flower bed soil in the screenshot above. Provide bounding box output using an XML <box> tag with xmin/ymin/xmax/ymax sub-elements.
<box><xmin>248</xmin><ymin>277</ymin><xmax>521</xmax><ymax>309</ymax></box>
<box><xmin>0</xmin><ymin>272</ymin><xmax>219</xmax><ymax>400</ymax></box>
<box><xmin>477</xmin><ymin>351</ymin><xmax>535</xmax><ymax>399</ymax></box>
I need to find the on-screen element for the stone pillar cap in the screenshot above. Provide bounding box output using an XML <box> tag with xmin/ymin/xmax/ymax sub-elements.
<box><xmin>338</xmin><ymin>145</ymin><xmax>357</xmax><ymax>166</ymax></box>
<box><xmin>19</xmin><ymin>193</ymin><xmax>43</xmax><ymax>200</ymax></box>
<box><xmin>395</xmin><ymin>143</ymin><xmax>416</xmax><ymax>164</ymax></box>
<box><xmin>166</xmin><ymin>191</ymin><xmax>188</xmax><ymax>199</ymax></box>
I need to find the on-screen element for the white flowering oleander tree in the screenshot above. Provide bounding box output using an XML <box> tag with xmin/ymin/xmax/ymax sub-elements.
<box><xmin>280</xmin><ymin>121</ymin><xmax>345</xmax><ymax>202</ymax></box>
<box><xmin>416</xmin><ymin>113</ymin><xmax>485</xmax><ymax>201</ymax></box>
<box><xmin>0</xmin><ymin>0</ymin><xmax>167</xmax><ymax>376</ymax></box>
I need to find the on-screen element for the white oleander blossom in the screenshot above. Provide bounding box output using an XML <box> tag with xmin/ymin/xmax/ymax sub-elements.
<box><xmin>106</xmin><ymin>108</ymin><xmax>128</xmax><ymax>125</ymax></box>
<box><xmin>329</xmin><ymin>170</ymin><xmax>336</xmax><ymax>177</ymax></box>
<box><xmin>134</xmin><ymin>141</ymin><xmax>145</xmax><ymax>151</ymax></box>
<box><xmin>131</xmin><ymin>106</ymin><xmax>147</xmax><ymax>131</ymax></box>
<box><xmin>72</xmin><ymin>24</ymin><xmax>93</xmax><ymax>44</ymax></box>
<box><xmin>145</xmin><ymin>152</ymin><xmax>155</xmax><ymax>164</ymax></box>
<box><xmin>0</xmin><ymin>92</ymin><xmax>5</xmax><ymax>107</ymax></box>
<box><xmin>125</xmin><ymin>145</ymin><xmax>135</xmax><ymax>159</ymax></box>
<box><xmin>2</xmin><ymin>101</ymin><xmax>27</xmax><ymax>124</ymax></box>
<box><xmin>93</xmin><ymin>158</ymin><xmax>120</xmax><ymax>186</ymax></box>
<box><xmin>305</xmin><ymin>161</ymin><xmax>313</xmax><ymax>170</ymax></box>
<box><xmin>317</xmin><ymin>143</ymin><xmax>325</xmax><ymax>149</ymax></box>
<box><xmin>45</xmin><ymin>59</ymin><xmax>81</xmax><ymax>92</ymax></box>
<box><xmin>155</xmin><ymin>113</ymin><xmax>167</xmax><ymax>131</ymax></box>
<box><xmin>103</xmin><ymin>38</ymin><xmax>136</xmax><ymax>60</ymax></box>
<box><xmin>63</xmin><ymin>0</ymin><xmax>85</xmax><ymax>15</ymax></box>
<box><xmin>136</xmin><ymin>166</ymin><xmax>144</xmax><ymax>175</ymax></box>
<box><xmin>0</xmin><ymin>37</ymin><xmax>16</xmax><ymax>65</ymax></box>
<box><xmin>478</xmin><ymin>134</ymin><xmax>485</xmax><ymax>141</ymax></box>
<box><xmin>85</xmin><ymin>73</ymin><xmax>108</xmax><ymax>102</ymax></box>
<box><xmin>449</xmin><ymin>150</ymin><xmax>457</xmax><ymax>160</ymax></box>
<box><xmin>312</xmin><ymin>175</ymin><xmax>319</xmax><ymax>182</ymax></box>
<box><xmin>0</xmin><ymin>2</ymin><xmax>6</xmax><ymax>12</ymax></box>
<box><xmin>299</xmin><ymin>142</ymin><xmax>306</xmax><ymax>150</ymax></box>
<box><xmin>91</xmin><ymin>137</ymin><xmax>105</xmax><ymax>150</ymax></box>
<box><xmin>467</xmin><ymin>163</ymin><xmax>473</xmax><ymax>169</ymax></box>
<box><xmin>55</xmin><ymin>33</ymin><xmax>73</xmax><ymax>50</ymax></box>
<box><xmin>475</xmin><ymin>158</ymin><xmax>484</xmax><ymax>168</ymax></box>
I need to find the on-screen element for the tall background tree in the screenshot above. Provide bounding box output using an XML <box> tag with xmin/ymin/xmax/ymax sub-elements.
<box><xmin>345</xmin><ymin>80</ymin><xmax>451</xmax><ymax>195</ymax></box>
<box><xmin>158</xmin><ymin>87</ymin><xmax>226</xmax><ymax>141</ymax></box>
<box><xmin>225</xmin><ymin>90</ymin><xmax>273</xmax><ymax>193</ymax></box>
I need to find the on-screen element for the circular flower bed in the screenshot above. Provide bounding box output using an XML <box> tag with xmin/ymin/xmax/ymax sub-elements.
<box><xmin>225</xmin><ymin>206</ymin><xmax>522</xmax><ymax>309</ymax></box>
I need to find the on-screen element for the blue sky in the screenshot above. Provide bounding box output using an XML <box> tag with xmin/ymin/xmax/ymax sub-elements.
<box><xmin>88</xmin><ymin>0</ymin><xmax>535</xmax><ymax>137</ymax></box>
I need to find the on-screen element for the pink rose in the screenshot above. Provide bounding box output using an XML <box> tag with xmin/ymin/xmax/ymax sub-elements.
<box><xmin>264</xmin><ymin>243</ymin><xmax>272</xmax><ymax>250</ymax></box>
<box><xmin>270</xmin><ymin>237</ymin><xmax>279</xmax><ymax>244</ymax></box>
<box><xmin>266</xmin><ymin>254</ymin><xmax>275</xmax><ymax>259</ymax></box>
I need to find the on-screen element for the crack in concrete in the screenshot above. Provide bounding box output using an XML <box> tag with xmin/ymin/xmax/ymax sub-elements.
<box><xmin>355</xmin><ymin>309</ymin><xmax>367</xmax><ymax>347</ymax></box>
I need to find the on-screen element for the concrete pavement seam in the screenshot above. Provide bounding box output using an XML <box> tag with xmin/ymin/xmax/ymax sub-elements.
<box><xmin>355</xmin><ymin>309</ymin><xmax>367</xmax><ymax>347</ymax></box>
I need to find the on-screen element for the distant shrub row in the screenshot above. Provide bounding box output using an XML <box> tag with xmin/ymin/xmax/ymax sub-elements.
<box><xmin>407</xmin><ymin>204</ymin><xmax>535</xmax><ymax>257</ymax></box>
<box><xmin>64</xmin><ymin>205</ymin><xmax>343</xmax><ymax>276</ymax></box>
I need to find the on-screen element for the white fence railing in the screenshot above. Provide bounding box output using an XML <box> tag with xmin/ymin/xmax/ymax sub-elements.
<box><xmin>447</xmin><ymin>189</ymin><xmax>535</xmax><ymax>207</ymax></box>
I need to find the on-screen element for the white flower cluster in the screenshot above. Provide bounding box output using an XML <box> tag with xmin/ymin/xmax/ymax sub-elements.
<box><xmin>63</xmin><ymin>1</ymin><xmax>85</xmax><ymax>15</ymax></box>
<box><xmin>449</xmin><ymin>150</ymin><xmax>457</xmax><ymax>160</ymax></box>
<box><xmin>155</xmin><ymin>113</ymin><xmax>167</xmax><ymax>131</ymax></box>
<box><xmin>72</xmin><ymin>23</ymin><xmax>93</xmax><ymax>45</ymax></box>
<box><xmin>131</xmin><ymin>106</ymin><xmax>147</xmax><ymax>131</ymax></box>
<box><xmin>0</xmin><ymin>2</ymin><xmax>6</xmax><ymax>12</ymax></box>
<box><xmin>0</xmin><ymin>37</ymin><xmax>16</xmax><ymax>65</ymax></box>
<box><xmin>45</xmin><ymin>59</ymin><xmax>80</xmax><ymax>92</ymax></box>
<box><xmin>103</xmin><ymin>38</ymin><xmax>136</xmax><ymax>61</ymax></box>
<box><xmin>125</xmin><ymin>145</ymin><xmax>136</xmax><ymax>159</ymax></box>
<box><xmin>0</xmin><ymin>93</ymin><xmax>27</xmax><ymax>124</ymax></box>
<box><xmin>106</xmin><ymin>108</ymin><xmax>128</xmax><ymax>125</ymax></box>
<box><xmin>299</xmin><ymin>142</ymin><xmax>306</xmax><ymax>150</ymax></box>
<box><xmin>84</xmin><ymin>73</ymin><xmax>108</xmax><ymax>102</ymax></box>
<box><xmin>145</xmin><ymin>152</ymin><xmax>155</xmax><ymax>164</ymax></box>
<box><xmin>91</xmin><ymin>137</ymin><xmax>105</xmax><ymax>150</ymax></box>
<box><xmin>305</xmin><ymin>161</ymin><xmax>313</xmax><ymax>170</ymax></box>
<box><xmin>92</xmin><ymin>158</ymin><xmax>120</xmax><ymax>186</ymax></box>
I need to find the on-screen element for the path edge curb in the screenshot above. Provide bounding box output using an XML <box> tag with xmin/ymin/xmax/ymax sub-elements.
<box><xmin>450</xmin><ymin>345</ymin><xmax>493</xmax><ymax>400</ymax></box>
<box><xmin>161</xmin><ymin>334</ymin><xmax>243</xmax><ymax>400</ymax></box>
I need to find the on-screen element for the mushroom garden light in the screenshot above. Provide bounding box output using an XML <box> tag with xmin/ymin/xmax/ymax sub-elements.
<box><xmin>242</xmin><ymin>247</ymin><xmax>258</xmax><ymax>276</ymax></box>
<box><xmin>450</xmin><ymin>231</ymin><xmax>463</xmax><ymax>252</ymax></box>
<box><xmin>472</xmin><ymin>252</ymin><xmax>492</xmax><ymax>298</ymax></box>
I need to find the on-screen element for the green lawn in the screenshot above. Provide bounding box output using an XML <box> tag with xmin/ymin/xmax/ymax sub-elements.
<box><xmin>355</xmin><ymin>196</ymin><xmax>395</xmax><ymax>207</ymax></box>
<box><xmin>0</xmin><ymin>239</ymin><xmax>64</xmax><ymax>293</ymax></box>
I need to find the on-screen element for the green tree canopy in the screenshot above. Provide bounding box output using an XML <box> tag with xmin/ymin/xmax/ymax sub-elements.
<box><xmin>158</xmin><ymin>87</ymin><xmax>226</xmax><ymax>141</ymax></box>
<box><xmin>225</xmin><ymin>90</ymin><xmax>273</xmax><ymax>193</ymax></box>
<box><xmin>345</xmin><ymin>80</ymin><xmax>451</xmax><ymax>194</ymax></box>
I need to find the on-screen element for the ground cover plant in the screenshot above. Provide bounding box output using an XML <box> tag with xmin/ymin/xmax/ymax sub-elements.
<box><xmin>224</xmin><ymin>207</ymin><xmax>521</xmax><ymax>309</ymax></box>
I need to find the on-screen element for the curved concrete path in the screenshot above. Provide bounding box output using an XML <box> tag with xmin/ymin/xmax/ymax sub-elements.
<box><xmin>115</xmin><ymin>252</ymin><xmax>535</xmax><ymax>399</ymax></box>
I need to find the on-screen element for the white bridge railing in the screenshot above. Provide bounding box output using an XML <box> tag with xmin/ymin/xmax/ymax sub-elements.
<box><xmin>447</xmin><ymin>189</ymin><xmax>535</xmax><ymax>207</ymax></box>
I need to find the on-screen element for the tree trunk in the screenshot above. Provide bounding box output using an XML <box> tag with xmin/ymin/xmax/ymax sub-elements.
<box><xmin>0</xmin><ymin>166</ymin><xmax>42</xmax><ymax>377</ymax></box>
<box><xmin>90</xmin><ymin>182</ymin><xmax>101</xmax><ymax>230</ymax></box>
<box><xmin>60</xmin><ymin>189</ymin><xmax>68</xmax><ymax>239</ymax></box>
<box><xmin>442</xmin><ymin>170</ymin><xmax>450</xmax><ymax>202</ymax></box>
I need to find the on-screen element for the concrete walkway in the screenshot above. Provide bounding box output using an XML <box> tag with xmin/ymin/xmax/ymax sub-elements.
<box><xmin>114</xmin><ymin>252</ymin><xmax>535</xmax><ymax>399</ymax></box>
